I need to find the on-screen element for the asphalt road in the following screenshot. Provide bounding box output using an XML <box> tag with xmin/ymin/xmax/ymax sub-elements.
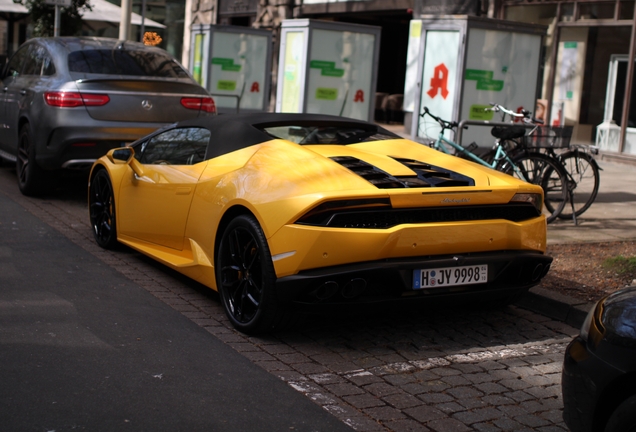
<box><xmin>0</xmin><ymin>170</ymin><xmax>353</xmax><ymax>431</ymax></box>
<box><xmin>0</xmin><ymin>164</ymin><xmax>577</xmax><ymax>431</ymax></box>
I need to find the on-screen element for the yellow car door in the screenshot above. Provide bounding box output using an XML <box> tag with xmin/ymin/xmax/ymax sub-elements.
<box><xmin>117</xmin><ymin>127</ymin><xmax>210</xmax><ymax>250</ymax></box>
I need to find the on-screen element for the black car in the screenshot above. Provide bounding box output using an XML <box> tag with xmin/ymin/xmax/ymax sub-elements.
<box><xmin>562</xmin><ymin>285</ymin><xmax>636</xmax><ymax>432</ymax></box>
<box><xmin>0</xmin><ymin>37</ymin><xmax>215</xmax><ymax>196</ymax></box>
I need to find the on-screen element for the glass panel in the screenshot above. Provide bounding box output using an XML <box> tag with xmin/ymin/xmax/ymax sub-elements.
<box><xmin>68</xmin><ymin>49</ymin><xmax>189</xmax><ymax>78</ymax></box>
<box><xmin>620</xmin><ymin>0</ymin><xmax>635</xmax><ymax>19</ymax></box>
<box><xmin>561</xmin><ymin>3</ymin><xmax>575</xmax><ymax>22</ymax></box>
<box><xmin>505</xmin><ymin>4</ymin><xmax>558</xmax><ymax>24</ymax></box>
<box><xmin>209</xmin><ymin>31</ymin><xmax>269</xmax><ymax>110</ymax></box>
<box><xmin>307</xmin><ymin>29</ymin><xmax>376</xmax><ymax>121</ymax></box>
<box><xmin>579</xmin><ymin>2</ymin><xmax>616</xmax><ymax>19</ymax></box>
<box><xmin>280</xmin><ymin>31</ymin><xmax>305</xmax><ymax>113</ymax></box>
<box><xmin>612</xmin><ymin>61</ymin><xmax>636</xmax><ymax>127</ymax></box>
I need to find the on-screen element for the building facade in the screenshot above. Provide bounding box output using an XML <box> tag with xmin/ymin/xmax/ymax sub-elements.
<box><xmin>2</xmin><ymin>0</ymin><xmax>635</xmax><ymax>159</ymax></box>
<box><xmin>500</xmin><ymin>0</ymin><xmax>636</xmax><ymax>159</ymax></box>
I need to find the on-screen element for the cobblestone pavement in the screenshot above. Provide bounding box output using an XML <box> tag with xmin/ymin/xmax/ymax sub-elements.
<box><xmin>0</xmin><ymin>167</ymin><xmax>576</xmax><ymax>431</ymax></box>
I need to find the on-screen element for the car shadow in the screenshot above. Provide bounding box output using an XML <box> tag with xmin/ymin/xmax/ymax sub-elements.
<box><xmin>0</xmin><ymin>162</ymin><xmax>88</xmax><ymax>205</ymax></box>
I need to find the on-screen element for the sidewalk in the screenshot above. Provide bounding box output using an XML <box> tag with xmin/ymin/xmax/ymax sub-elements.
<box><xmin>523</xmin><ymin>158</ymin><xmax>636</xmax><ymax>328</ymax></box>
<box><xmin>547</xmin><ymin>158</ymin><xmax>636</xmax><ymax>244</ymax></box>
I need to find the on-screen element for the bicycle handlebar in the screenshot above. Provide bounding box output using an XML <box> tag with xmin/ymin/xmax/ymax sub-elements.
<box><xmin>489</xmin><ymin>103</ymin><xmax>545</xmax><ymax>126</ymax></box>
<box><xmin>488</xmin><ymin>103</ymin><xmax>525</xmax><ymax>118</ymax></box>
<box><xmin>420</xmin><ymin>107</ymin><xmax>460</xmax><ymax>131</ymax></box>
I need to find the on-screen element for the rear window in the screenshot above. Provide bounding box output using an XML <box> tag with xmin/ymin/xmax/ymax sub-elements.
<box><xmin>68</xmin><ymin>49</ymin><xmax>189</xmax><ymax>78</ymax></box>
<box><xmin>261</xmin><ymin>125</ymin><xmax>399</xmax><ymax>145</ymax></box>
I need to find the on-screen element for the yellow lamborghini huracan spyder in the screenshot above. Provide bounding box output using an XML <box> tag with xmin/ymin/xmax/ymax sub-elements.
<box><xmin>88</xmin><ymin>113</ymin><xmax>551</xmax><ymax>334</ymax></box>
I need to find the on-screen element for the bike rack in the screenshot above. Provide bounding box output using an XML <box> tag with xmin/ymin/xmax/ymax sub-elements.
<box><xmin>209</xmin><ymin>94</ymin><xmax>241</xmax><ymax>114</ymax></box>
<box><xmin>454</xmin><ymin>120</ymin><xmax>537</xmax><ymax>145</ymax></box>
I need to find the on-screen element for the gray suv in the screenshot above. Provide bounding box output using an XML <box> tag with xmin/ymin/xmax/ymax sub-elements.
<box><xmin>0</xmin><ymin>37</ymin><xmax>215</xmax><ymax>195</ymax></box>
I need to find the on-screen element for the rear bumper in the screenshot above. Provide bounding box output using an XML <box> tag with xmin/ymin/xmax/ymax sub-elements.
<box><xmin>275</xmin><ymin>250</ymin><xmax>552</xmax><ymax>305</ymax></box>
<box><xmin>36</xmin><ymin>124</ymin><xmax>165</xmax><ymax>170</ymax></box>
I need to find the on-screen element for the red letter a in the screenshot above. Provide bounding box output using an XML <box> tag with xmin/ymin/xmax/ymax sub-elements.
<box><xmin>427</xmin><ymin>64</ymin><xmax>449</xmax><ymax>99</ymax></box>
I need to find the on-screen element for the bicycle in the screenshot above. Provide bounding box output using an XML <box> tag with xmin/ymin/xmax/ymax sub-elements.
<box><xmin>489</xmin><ymin>104</ymin><xmax>601</xmax><ymax>224</ymax></box>
<box><xmin>420</xmin><ymin>107</ymin><xmax>569</xmax><ymax>223</ymax></box>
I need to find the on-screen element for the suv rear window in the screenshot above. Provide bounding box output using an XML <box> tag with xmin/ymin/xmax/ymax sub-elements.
<box><xmin>68</xmin><ymin>49</ymin><xmax>189</xmax><ymax>78</ymax></box>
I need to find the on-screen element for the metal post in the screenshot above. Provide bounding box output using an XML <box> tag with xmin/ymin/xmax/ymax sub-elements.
<box><xmin>619</xmin><ymin>7</ymin><xmax>636</xmax><ymax>153</ymax></box>
<box><xmin>545</xmin><ymin>2</ymin><xmax>562</xmax><ymax>126</ymax></box>
<box><xmin>119</xmin><ymin>0</ymin><xmax>133</xmax><ymax>40</ymax></box>
<box><xmin>54</xmin><ymin>5</ymin><xmax>60</xmax><ymax>37</ymax></box>
<box><xmin>140</xmin><ymin>0</ymin><xmax>146</xmax><ymax>43</ymax></box>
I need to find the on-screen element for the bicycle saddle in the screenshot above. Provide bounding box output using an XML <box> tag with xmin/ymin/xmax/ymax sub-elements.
<box><xmin>491</xmin><ymin>126</ymin><xmax>526</xmax><ymax>140</ymax></box>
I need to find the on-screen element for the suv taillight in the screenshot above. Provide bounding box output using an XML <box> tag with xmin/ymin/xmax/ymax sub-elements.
<box><xmin>44</xmin><ymin>92</ymin><xmax>110</xmax><ymax>107</ymax></box>
<box><xmin>181</xmin><ymin>97</ymin><xmax>216</xmax><ymax>113</ymax></box>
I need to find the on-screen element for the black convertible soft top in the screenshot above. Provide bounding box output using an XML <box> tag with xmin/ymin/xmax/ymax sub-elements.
<box><xmin>173</xmin><ymin>113</ymin><xmax>400</xmax><ymax>160</ymax></box>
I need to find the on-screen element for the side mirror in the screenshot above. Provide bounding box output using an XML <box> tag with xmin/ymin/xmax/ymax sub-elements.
<box><xmin>109</xmin><ymin>147</ymin><xmax>134</xmax><ymax>163</ymax></box>
<box><xmin>106</xmin><ymin>147</ymin><xmax>144</xmax><ymax>177</ymax></box>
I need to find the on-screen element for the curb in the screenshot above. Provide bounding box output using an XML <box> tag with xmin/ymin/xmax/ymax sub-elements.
<box><xmin>515</xmin><ymin>286</ymin><xmax>594</xmax><ymax>329</ymax></box>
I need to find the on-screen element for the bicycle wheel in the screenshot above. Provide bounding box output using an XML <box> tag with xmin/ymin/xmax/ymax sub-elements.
<box><xmin>548</xmin><ymin>151</ymin><xmax>600</xmax><ymax>219</ymax></box>
<box><xmin>499</xmin><ymin>152</ymin><xmax>568</xmax><ymax>224</ymax></box>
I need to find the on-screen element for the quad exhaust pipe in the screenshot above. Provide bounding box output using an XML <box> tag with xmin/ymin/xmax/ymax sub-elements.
<box><xmin>310</xmin><ymin>278</ymin><xmax>368</xmax><ymax>301</ymax></box>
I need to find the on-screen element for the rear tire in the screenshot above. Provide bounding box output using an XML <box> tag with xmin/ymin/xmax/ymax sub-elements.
<box><xmin>89</xmin><ymin>170</ymin><xmax>119</xmax><ymax>249</ymax></box>
<box><xmin>216</xmin><ymin>215</ymin><xmax>289</xmax><ymax>334</ymax></box>
<box><xmin>16</xmin><ymin>124</ymin><xmax>50</xmax><ymax>196</ymax></box>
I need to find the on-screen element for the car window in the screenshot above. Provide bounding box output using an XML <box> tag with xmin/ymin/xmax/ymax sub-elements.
<box><xmin>262</xmin><ymin>125</ymin><xmax>398</xmax><ymax>144</ymax></box>
<box><xmin>4</xmin><ymin>44</ymin><xmax>30</xmax><ymax>78</ymax></box>
<box><xmin>67</xmin><ymin>49</ymin><xmax>189</xmax><ymax>78</ymax></box>
<box><xmin>137</xmin><ymin>128</ymin><xmax>211</xmax><ymax>165</ymax></box>
<box><xmin>22</xmin><ymin>45</ymin><xmax>56</xmax><ymax>76</ymax></box>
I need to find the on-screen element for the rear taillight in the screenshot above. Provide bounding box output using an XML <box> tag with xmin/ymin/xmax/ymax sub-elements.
<box><xmin>181</xmin><ymin>97</ymin><xmax>216</xmax><ymax>113</ymax></box>
<box><xmin>80</xmin><ymin>94</ymin><xmax>110</xmax><ymax>106</ymax></box>
<box><xmin>44</xmin><ymin>92</ymin><xmax>110</xmax><ymax>107</ymax></box>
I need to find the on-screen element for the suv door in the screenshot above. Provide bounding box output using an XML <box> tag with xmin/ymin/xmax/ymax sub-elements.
<box><xmin>0</xmin><ymin>44</ymin><xmax>30</xmax><ymax>153</ymax></box>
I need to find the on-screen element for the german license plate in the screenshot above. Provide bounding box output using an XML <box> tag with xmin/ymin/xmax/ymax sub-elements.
<box><xmin>413</xmin><ymin>265</ymin><xmax>488</xmax><ymax>289</ymax></box>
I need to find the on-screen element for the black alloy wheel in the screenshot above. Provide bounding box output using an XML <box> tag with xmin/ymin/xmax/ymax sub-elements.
<box><xmin>89</xmin><ymin>170</ymin><xmax>119</xmax><ymax>249</ymax></box>
<box><xmin>216</xmin><ymin>215</ymin><xmax>284</xmax><ymax>334</ymax></box>
<box><xmin>16</xmin><ymin>124</ymin><xmax>48</xmax><ymax>196</ymax></box>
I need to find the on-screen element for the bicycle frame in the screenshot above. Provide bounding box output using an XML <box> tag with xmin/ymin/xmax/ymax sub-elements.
<box><xmin>431</xmin><ymin>132</ymin><xmax>530</xmax><ymax>183</ymax></box>
<box><xmin>491</xmin><ymin>102</ymin><xmax>602</xmax><ymax>225</ymax></box>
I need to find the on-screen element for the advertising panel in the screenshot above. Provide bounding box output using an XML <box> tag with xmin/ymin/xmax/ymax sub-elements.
<box><xmin>280</xmin><ymin>31</ymin><xmax>306</xmax><ymax>113</ymax></box>
<box><xmin>459</xmin><ymin>28</ymin><xmax>542</xmax><ymax>146</ymax></box>
<box><xmin>409</xmin><ymin>17</ymin><xmax>545</xmax><ymax>147</ymax></box>
<box><xmin>192</xmin><ymin>33</ymin><xmax>206</xmax><ymax>86</ymax></box>
<box><xmin>403</xmin><ymin>20</ymin><xmax>422</xmax><ymax>114</ymax></box>
<box><xmin>188</xmin><ymin>25</ymin><xmax>271</xmax><ymax>113</ymax></box>
<box><xmin>209</xmin><ymin>31</ymin><xmax>270</xmax><ymax>111</ymax></box>
<box><xmin>417</xmin><ymin>30</ymin><xmax>461</xmax><ymax>140</ymax></box>
<box><xmin>276</xmin><ymin>20</ymin><xmax>381</xmax><ymax>121</ymax></box>
<box><xmin>189</xmin><ymin>25</ymin><xmax>210</xmax><ymax>88</ymax></box>
<box><xmin>306</xmin><ymin>29</ymin><xmax>376</xmax><ymax>120</ymax></box>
